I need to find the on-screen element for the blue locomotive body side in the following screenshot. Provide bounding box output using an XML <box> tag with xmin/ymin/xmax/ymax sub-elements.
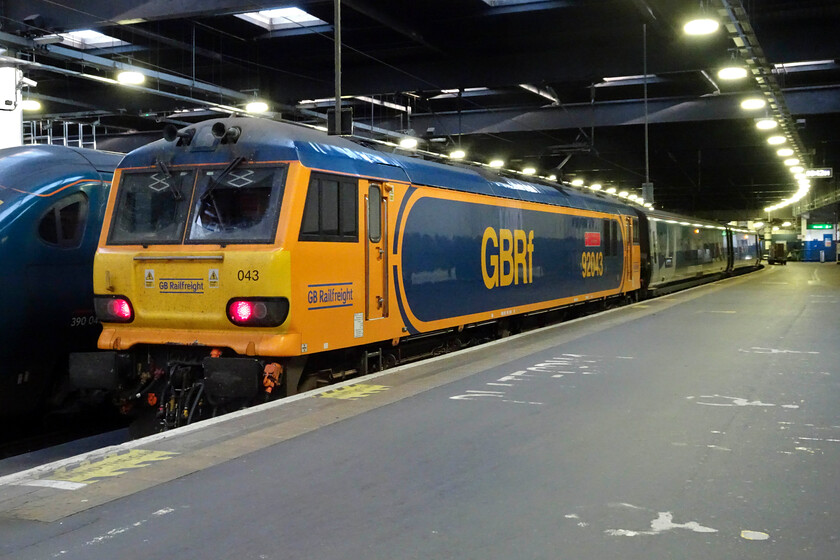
<box><xmin>398</xmin><ymin>195</ymin><xmax>624</xmax><ymax>325</ymax></box>
<box><xmin>0</xmin><ymin>145</ymin><xmax>122</xmax><ymax>415</ymax></box>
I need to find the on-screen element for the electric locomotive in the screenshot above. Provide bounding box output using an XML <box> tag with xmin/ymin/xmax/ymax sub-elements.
<box><xmin>0</xmin><ymin>145</ymin><xmax>122</xmax><ymax>415</ymax></box>
<box><xmin>69</xmin><ymin>117</ymin><xmax>758</xmax><ymax>430</ymax></box>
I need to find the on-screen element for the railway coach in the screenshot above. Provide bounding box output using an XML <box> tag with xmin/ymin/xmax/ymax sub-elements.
<box><xmin>0</xmin><ymin>145</ymin><xmax>122</xmax><ymax>415</ymax></box>
<box><xmin>69</xmin><ymin>117</ymin><xmax>755</xmax><ymax>430</ymax></box>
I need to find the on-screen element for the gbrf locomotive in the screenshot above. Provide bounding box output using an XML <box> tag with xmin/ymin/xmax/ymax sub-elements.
<box><xmin>70</xmin><ymin>117</ymin><xmax>759</xmax><ymax>430</ymax></box>
<box><xmin>0</xmin><ymin>145</ymin><xmax>122</xmax><ymax>415</ymax></box>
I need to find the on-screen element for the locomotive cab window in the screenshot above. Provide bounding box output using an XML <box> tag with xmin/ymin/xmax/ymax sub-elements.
<box><xmin>299</xmin><ymin>173</ymin><xmax>358</xmax><ymax>242</ymax></box>
<box><xmin>187</xmin><ymin>165</ymin><xmax>287</xmax><ymax>244</ymax></box>
<box><xmin>38</xmin><ymin>191</ymin><xmax>89</xmax><ymax>248</ymax></box>
<box><xmin>108</xmin><ymin>170</ymin><xmax>194</xmax><ymax>245</ymax></box>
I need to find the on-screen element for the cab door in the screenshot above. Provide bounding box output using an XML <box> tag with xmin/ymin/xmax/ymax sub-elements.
<box><xmin>623</xmin><ymin>215</ymin><xmax>642</xmax><ymax>292</ymax></box>
<box><xmin>623</xmin><ymin>216</ymin><xmax>633</xmax><ymax>290</ymax></box>
<box><xmin>365</xmin><ymin>183</ymin><xmax>388</xmax><ymax>320</ymax></box>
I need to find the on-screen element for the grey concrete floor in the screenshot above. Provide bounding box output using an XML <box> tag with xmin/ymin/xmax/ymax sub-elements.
<box><xmin>1</xmin><ymin>263</ymin><xmax>838</xmax><ymax>559</ymax></box>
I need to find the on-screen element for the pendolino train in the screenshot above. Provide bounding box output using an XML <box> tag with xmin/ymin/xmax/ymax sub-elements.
<box><xmin>70</xmin><ymin>117</ymin><xmax>760</xmax><ymax>430</ymax></box>
<box><xmin>0</xmin><ymin>144</ymin><xmax>122</xmax><ymax>415</ymax></box>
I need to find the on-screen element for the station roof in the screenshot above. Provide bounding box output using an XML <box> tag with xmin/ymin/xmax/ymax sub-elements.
<box><xmin>1</xmin><ymin>0</ymin><xmax>839</xmax><ymax>216</ymax></box>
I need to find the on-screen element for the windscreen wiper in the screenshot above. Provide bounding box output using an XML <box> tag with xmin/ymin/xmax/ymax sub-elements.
<box><xmin>200</xmin><ymin>156</ymin><xmax>246</xmax><ymax>202</ymax></box>
<box><xmin>156</xmin><ymin>159</ymin><xmax>182</xmax><ymax>200</ymax></box>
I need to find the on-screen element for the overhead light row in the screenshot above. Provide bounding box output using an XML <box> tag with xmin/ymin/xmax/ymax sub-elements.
<box><xmin>684</xmin><ymin>8</ymin><xmax>811</xmax><ymax>213</ymax></box>
<box><xmin>395</xmin><ymin>138</ymin><xmax>652</xmax><ymax>206</ymax></box>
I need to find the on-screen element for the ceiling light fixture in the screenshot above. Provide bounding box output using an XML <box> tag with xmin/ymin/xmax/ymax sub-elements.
<box><xmin>449</xmin><ymin>149</ymin><xmax>466</xmax><ymax>159</ymax></box>
<box><xmin>740</xmin><ymin>97</ymin><xmax>766</xmax><ymax>110</ymax></box>
<box><xmin>684</xmin><ymin>18</ymin><xmax>719</xmax><ymax>36</ymax></box>
<box><xmin>522</xmin><ymin>167</ymin><xmax>536</xmax><ymax>175</ymax></box>
<box><xmin>755</xmin><ymin>119</ymin><xmax>777</xmax><ymax>130</ymax></box>
<box><xmin>776</xmin><ymin>148</ymin><xmax>794</xmax><ymax>157</ymax></box>
<box><xmin>590</xmin><ymin>183</ymin><xmax>602</xmax><ymax>191</ymax></box>
<box><xmin>767</xmin><ymin>135</ymin><xmax>786</xmax><ymax>145</ymax></box>
<box><xmin>20</xmin><ymin>99</ymin><xmax>41</xmax><ymax>111</ymax></box>
<box><xmin>245</xmin><ymin>100</ymin><xmax>269</xmax><ymax>113</ymax></box>
<box><xmin>116</xmin><ymin>70</ymin><xmax>145</xmax><ymax>85</ymax></box>
<box><xmin>570</xmin><ymin>178</ymin><xmax>584</xmax><ymax>186</ymax></box>
<box><xmin>717</xmin><ymin>66</ymin><xmax>748</xmax><ymax>80</ymax></box>
<box><xmin>606</xmin><ymin>187</ymin><xmax>617</xmax><ymax>194</ymax></box>
<box><xmin>783</xmin><ymin>158</ymin><xmax>800</xmax><ymax>166</ymax></box>
<box><xmin>399</xmin><ymin>138</ymin><xmax>418</xmax><ymax>149</ymax></box>
<box><xmin>488</xmin><ymin>159</ymin><xmax>504</xmax><ymax>168</ymax></box>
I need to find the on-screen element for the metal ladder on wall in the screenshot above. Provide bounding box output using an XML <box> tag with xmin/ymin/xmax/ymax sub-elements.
<box><xmin>22</xmin><ymin>120</ymin><xmax>98</xmax><ymax>149</ymax></box>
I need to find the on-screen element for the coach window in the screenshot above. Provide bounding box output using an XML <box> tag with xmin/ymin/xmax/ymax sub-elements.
<box><xmin>603</xmin><ymin>218</ymin><xmax>620</xmax><ymax>257</ymax></box>
<box><xmin>632</xmin><ymin>217</ymin><xmax>640</xmax><ymax>244</ymax></box>
<box><xmin>368</xmin><ymin>184</ymin><xmax>382</xmax><ymax>242</ymax></box>
<box><xmin>299</xmin><ymin>173</ymin><xmax>358</xmax><ymax>242</ymax></box>
<box><xmin>603</xmin><ymin>219</ymin><xmax>612</xmax><ymax>256</ymax></box>
<box><xmin>38</xmin><ymin>192</ymin><xmax>89</xmax><ymax>248</ymax></box>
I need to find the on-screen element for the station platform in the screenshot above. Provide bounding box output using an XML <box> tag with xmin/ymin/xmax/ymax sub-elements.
<box><xmin>1</xmin><ymin>262</ymin><xmax>838</xmax><ymax>559</ymax></box>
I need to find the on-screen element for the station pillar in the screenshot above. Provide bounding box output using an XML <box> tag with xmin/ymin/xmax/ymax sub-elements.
<box><xmin>0</xmin><ymin>66</ymin><xmax>23</xmax><ymax>149</ymax></box>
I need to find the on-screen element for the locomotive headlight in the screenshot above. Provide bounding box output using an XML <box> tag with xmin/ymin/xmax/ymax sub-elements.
<box><xmin>94</xmin><ymin>295</ymin><xmax>134</xmax><ymax>323</ymax></box>
<box><xmin>226</xmin><ymin>297</ymin><xmax>289</xmax><ymax>327</ymax></box>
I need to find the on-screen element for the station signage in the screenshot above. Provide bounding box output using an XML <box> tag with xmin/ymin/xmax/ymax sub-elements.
<box><xmin>805</xmin><ymin>168</ymin><xmax>833</xmax><ymax>178</ymax></box>
<box><xmin>808</xmin><ymin>223</ymin><xmax>832</xmax><ymax>229</ymax></box>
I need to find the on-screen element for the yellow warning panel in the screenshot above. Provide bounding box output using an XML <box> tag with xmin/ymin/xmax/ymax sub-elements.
<box><xmin>45</xmin><ymin>450</ymin><xmax>178</xmax><ymax>485</ymax></box>
<box><xmin>319</xmin><ymin>384</ymin><xmax>390</xmax><ymax>400</ymax></box>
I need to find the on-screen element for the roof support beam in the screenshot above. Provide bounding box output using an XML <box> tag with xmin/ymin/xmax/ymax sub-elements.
<box><xmin>399</xmin><ymin>85</ymin><xmax>840</xmax><ymax>137</ymax></box>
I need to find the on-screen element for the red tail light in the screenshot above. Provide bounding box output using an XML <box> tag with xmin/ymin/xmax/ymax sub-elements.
<box><xmin>94</xmin><ymin>295</ymin><xmax>134</xmax><ymax>323</ymax></box>
<box><xmin>226</xmin><ymin>297</ymin><xmax>289</xmax><ymax>327</ymax></box>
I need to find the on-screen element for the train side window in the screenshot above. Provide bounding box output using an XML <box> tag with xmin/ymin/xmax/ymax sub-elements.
<box><xmin>603</xmin><ymin>219</ymin><xmax>611</xmax><ymax>256</ymax></box>
<box><xmin>299</xmin><ymin>173</ymin><xmax>358</xmax><ymax>242</ymax></box>
<box><xmin>632</xmin><ymin>217</ymin><xmax>640</xmax><ymax>244</ymax></box>
<box><xmin>38</xmin><ymin>192</ymin><xmax>89</xmax><ymax>248</ymax></box>
<box><xmin>368</xmin><ymin>184</ymin><xmax>382</xmax><ymax>242</ymax></box>
<box><xmin>611</xmin><ymin>220</ymin><xmax>619</xmax><ymax>255</ymax></box>
<box><xmin>321</xmin><ymin>179</ymin><xmax>339</xmax><ymax>235</ymax></box>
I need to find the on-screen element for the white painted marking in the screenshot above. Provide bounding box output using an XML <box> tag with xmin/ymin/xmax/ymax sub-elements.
<box><xmin>486</xmin><ymin>382</ymin><xmax>513</xmax><ymax>387</ymax></box>
<box><xmin>20</xmin><ymin>479</ymin><xmax>86</xmax><ymax>490</ymax></box>
<box><xmin>565</xmin><ymin>514</ymin><xmax>580</xmax><ymax>519</ymax></box>
<box><xmin>694</xmin><ymin>395</ymin><xmax>775</xmax><ymax>407</ymax></box>
<box><xmin>739</xmin><ymin>347</ymin><xmax>819</xmax><ymax>355</ymax></box>
<box><xmin>781</xmin><ymin>404</ymin><xmax>800</xmax><ymax>409</ymax></box>
<box><xmin>610</xmin><ymin>502</ymin><xmax>645</xmax><ymax>510</ymax></box>
<box><xmin>706</xmin><ymin>445</ymin><xmax>731</xmax><ymax>451</ymax></box>
<box><xmin>796</xmin><ymin>437</ymin><xmax>840</xmax><ymax>443</ymax></box>
<box><xmin>650</xmin><ymin>512</ymin><xmax>717</xmax><ymax>533</ymax></box>
<box><xmin>153</xmin><ymin>507</ymin><xmax>175</xmax><ymax>516</ymax></box>
<box><xmin>741</xmin><ymin>530</ymin><xmax>770</xmax><ymax>541</ymax></box>
<box><xmin>606</xmin><ymin>511</ymin><xmax>717</xmax><ymax>537</ymax></box>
